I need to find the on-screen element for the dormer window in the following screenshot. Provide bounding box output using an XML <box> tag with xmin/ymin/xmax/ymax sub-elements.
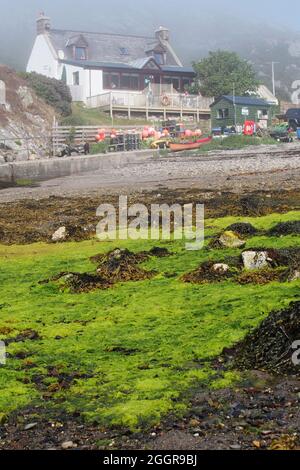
<box><xmin>120</xmin><ymin>47</ymin><xmax>129</xmax><ymax>56</ymax></box>
<box><xmin>75</xmin><ymin>47</ymin><xmax>87</xmax><ymax>60</ymax></box>
<box><xmin>154</xmin><ymin>52</ymin><xmax>164</xmax><ymax>65</ymax></box>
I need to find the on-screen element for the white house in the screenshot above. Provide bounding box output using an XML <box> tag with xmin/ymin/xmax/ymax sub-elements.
<box><xmin>27</xmin><ymin>13</ymin><xmax>196</xmax><ymax>107</ymax></box>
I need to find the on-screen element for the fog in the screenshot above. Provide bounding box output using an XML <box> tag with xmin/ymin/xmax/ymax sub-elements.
<box><xmin>0</xmin><ymin>0</ymin><xmax>299</xmax><ymax>69</ymax></box>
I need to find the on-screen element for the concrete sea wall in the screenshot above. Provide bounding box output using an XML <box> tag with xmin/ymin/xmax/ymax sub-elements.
<box><xmin>0</xmin><ymin>150</ymin><xmax>159</xmax><ymax>182</ymax></box>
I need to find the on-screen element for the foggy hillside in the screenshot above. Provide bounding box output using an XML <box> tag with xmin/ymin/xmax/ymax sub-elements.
<box><xmin>1</xmin><ymin>0</ymin><xmax>300</xmax><ymax>99</ymax></box>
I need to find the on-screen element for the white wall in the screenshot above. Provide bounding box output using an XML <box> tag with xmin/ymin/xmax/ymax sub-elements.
<box><xmin>27</xmin><ymin>35</ymin><xmax>104</xmax><ymax>103</ymax></box>
<box><xmin>26</xmin><ymin>35</ymin><xmax>59</xmax><ymax>79</ymax></box>
<box><xmin>89</xmin><ymin>70</ymin><xmax>103</xmax><ymax>97</ymax></box>
<box><xmin>62</xmin><ymin>65</ymin><xmax>103</xmax><ymax>102</ymax></box>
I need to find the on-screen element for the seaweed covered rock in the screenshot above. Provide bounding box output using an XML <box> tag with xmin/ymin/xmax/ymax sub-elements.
<box><xmin>49</xmin><ymin>272</ymin><xmax>112</xmax><ymax>293</ymax></box>
<box><xmin>225</xmin><ymin>222</ymin><xmax>258</xmax><ymax>237</ymax></box>
<box><xmin>269</xmin><ymin>221</ymin><xmax>300</xmax><ymax>236</ymax></box>
<box><xmin>182</xmin><ymin>261</ymin><xmax>236</xmax><ymax>284</ymax></box>
<box><xmin>225</xmin><ymin>302</ymin><xmax>300</xmax><ymax>375</ymax></box>
<box><xmin>96</xmin><ymin>249</ymin><xmax>155</xmax><ymax>283</ymax></box>
<box><xmin>237</xmin><ymin>267</ymin><xmax>286</xmax><ymax>285</ymax></box>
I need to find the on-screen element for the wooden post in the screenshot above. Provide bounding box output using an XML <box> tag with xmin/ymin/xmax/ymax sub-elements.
<box><xmin>128</xmin><ymin>94</ymin><xmax>131</xmax><ymax>120</ymax></box>
<box><xmin>146</xmin><ymin>94</ymin><xmax>149</xmax><ymax>121</ymax></box>
<box><xmin>110</xmin><ymin>92</ymin><xmax>113</xmax><ymax>119</ymax></box>
<box><xmin>180</xmin><ymin>97</ymin><xmax>183</xmax><ymax>121</ymax></box>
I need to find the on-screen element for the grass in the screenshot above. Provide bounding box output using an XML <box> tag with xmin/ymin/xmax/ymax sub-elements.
<box><xmin>0</xmin><ymin>211</ymin><xmax>299</xmax><ymax>431</ymax></box>
<box><xmin>198</xmin><ymin>135</ymin><xmax>279</xmax><ymax>153</ymax></box>
<box><xmin>60</xmin><ymin>103</ymin><xmax>149</xmax><ymax>127</ymax></box>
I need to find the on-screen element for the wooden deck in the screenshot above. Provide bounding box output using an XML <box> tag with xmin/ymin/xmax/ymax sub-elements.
<box><xmin>86</xmin><ymin>91</ymin><xmax>213</xmax><ymax>121</ymax></box>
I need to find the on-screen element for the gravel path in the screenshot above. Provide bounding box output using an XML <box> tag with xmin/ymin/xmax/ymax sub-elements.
<box><xmin>1</xmin><ymin>143</ymin><xmax>300</xmax><ymax>202</ymax></box>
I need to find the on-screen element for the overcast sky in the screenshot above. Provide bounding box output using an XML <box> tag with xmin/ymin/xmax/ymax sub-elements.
<box><xmin>1</xmin><ymin>0</ymin><xmax>299</xmax><ymax>34</ymax></box>
<box><xmin>0</xmin><ymin>0</ymin><xmax>299</xmax><ymax>69</ymax></box>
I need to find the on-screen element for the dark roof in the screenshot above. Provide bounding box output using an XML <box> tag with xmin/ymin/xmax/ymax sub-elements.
<box><xmin>161</xmin><ymin>65</ymin><xmax>194</xmax><ymax>74</ymax></box>
<box><xmin>49</xmin><ymin>28</ymin><xmax>179</xmax><ymax>66</ymax></box>
<box><xmin>60</xmin><ymin>59</ymin><xmax>195</xmax><ymax>75</ymax></box>
<box><xmin>211</xmin><ymin>95</ymin><xmax>272</xmax><ymax>108</ymax></box>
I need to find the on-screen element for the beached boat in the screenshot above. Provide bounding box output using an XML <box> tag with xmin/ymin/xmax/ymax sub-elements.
<box><xmin>169</xmin><ymin>136</ymin><xmax>212</xmax><ymax>152</ymax></box>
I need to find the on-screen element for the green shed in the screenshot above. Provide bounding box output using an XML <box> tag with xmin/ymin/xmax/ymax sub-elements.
<box><xmin>210</xmin><ymin>95</ymin><xmax>273</xmax><ymax>130</ymax></box>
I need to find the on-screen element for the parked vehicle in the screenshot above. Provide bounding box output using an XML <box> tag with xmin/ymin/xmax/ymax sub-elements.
<box><xmin>285</xmin><ymin>108</ymin><xmax>300</xmax><ymax>131</ymax></box>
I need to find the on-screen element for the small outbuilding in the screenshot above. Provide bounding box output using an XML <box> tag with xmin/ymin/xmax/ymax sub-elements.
<box><xmin>210</xmin><ymin>95</ymin><xmax>274</xmax><ymax>130</ymax></box>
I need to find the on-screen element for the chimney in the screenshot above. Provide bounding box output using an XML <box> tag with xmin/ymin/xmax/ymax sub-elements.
<box><xmin>155</xmin><ymin>26</ymin><xmax>170</xmax><ymax>42</ymax></box>
<box><xmin>37</xmin><ymin>12</ymin><xmax>51</xmax><ymax>35</ymax></box>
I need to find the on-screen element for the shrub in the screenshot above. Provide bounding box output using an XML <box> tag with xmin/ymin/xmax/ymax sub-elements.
<box><xmin>90</xmin><ymin>141</ymin><xmax>109</xmax><ymax>154</ymax></box>
<box><xmin>21</xmin><ymin>72</ymin><xmax>72</xmax><ymax>116</ymax></box>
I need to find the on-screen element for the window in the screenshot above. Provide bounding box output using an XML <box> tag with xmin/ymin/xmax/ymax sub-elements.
<box><xmin>75</xmin><ymin>47</ymin><xmax>87</xmax><ymax>60</ymax></box>
<box><xmin>163</xmin><ymin>76</ymin><xmax>180</xmax><ymax>91</ymax></box>
<box><xmin>103</xmin><ymin>72</ymin><xmax>139</xmax><ymax>90</ymax></box>
<box><xmin>120</xmin><ymin>74</ymin><xmax>139</xmax><ymax>90</ymax></box>
<box><xmin>217</xmin><ymin>108</ymin><xmax>229</xmax><ymax>119</ymax></box>
<box><xmin>73</xmin><ymin>72</ymin><xmax>80</xmax><ymax>86</ymax></box>
<box><xmin>154</xmin><ymin>53</ymin><xmax>164</xmax><ymax>65</ymax></box>
<box><xmin>182</xmin><ymin>78</ymin><xmax>192</xmax><ymax>90</ymax></box>
<box><xmin>120</xmin><ymin>47</ymin><xmax>129</xmax><ymax>56</ymax></box>
<box><xmin>257</xmin><ymin>109</ymin><xmax>268</xmax><ymax>119</ymax></box>
<box><xmin>111</xmin><ymin>74</ymin><xmax>120</xmax><ymax>89</ymax></box>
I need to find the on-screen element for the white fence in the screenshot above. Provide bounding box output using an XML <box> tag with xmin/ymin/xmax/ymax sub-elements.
<box><xmin>86</xmin><ymin>91</ymin><xmax>214</xmax><ymax>114</ymax></box>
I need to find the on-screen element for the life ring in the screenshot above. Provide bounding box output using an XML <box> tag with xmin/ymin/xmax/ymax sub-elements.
<box><xmin>161</xmin><ymin>95</ymin><xmax>171</xmax><ymax>107</ymax></box>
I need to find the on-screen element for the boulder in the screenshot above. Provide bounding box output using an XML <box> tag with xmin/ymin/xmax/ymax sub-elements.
<box><xmin>52</xmin><ymin>227</ymin><xmax>67</xmax><ymax>242</ymax></box>
<box><xmin>242</xmin><ymin>251</ymin><xmax>271</xmax><ymax>270</ymax></box>
<box><xmin>219</xmin><ymin>231</ymin><xmax>246</xmax><ymax>249</ymax></box>
<box><xmin>213</xmin><ymin>263</ymin><xmax>229</xmax><ymax>274</ymax></box>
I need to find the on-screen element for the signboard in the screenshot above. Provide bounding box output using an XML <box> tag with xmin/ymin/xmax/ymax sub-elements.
<box><xmin>243</xmin><ymin>120</ymin><xmax>255</xmax><ymax>136</ymax></box>
<box><xmin>242</xmin><ymin>107</ymin><xmax>249</xmax><ymax>116</ymax></box>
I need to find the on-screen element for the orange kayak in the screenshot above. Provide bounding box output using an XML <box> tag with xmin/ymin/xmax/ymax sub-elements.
<box><xmin>169</xmin><ymin>136</ymin><xmax>212</xmax><ymax>152</ymax></box>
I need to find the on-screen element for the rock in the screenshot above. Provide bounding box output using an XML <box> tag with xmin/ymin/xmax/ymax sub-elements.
<box><xmin>230</xmin><ymin>444</ymin><xmax>242</xmax><ymax>450</ymax></box>
<box><xmin>52</xmin><ymin>227</ymin><xmax>67</xmax><ymax>242</ymax></box>
<box><xmin>288</xmin><ymin>270</ymin><xmax>300</xmax><ymax>282</ymax></box>
<box><xmin>61</xmin><ymin>441</ymin><xmax>77</xmax><ymax>450</ymax></box>
<box><xmin>17</xmin><ymin>86</ymin><xmax>34</xmax><ymax>108</ymax></box>
<box><xmin>242</xmin><ymin>251</ymin><xmax>271</xmax><ymax>270</ymax></box>
<box><xmin>213</xmin><ymin>263</ymin><xmax>229</xmax><ymax>273</ymax></box>
<box><xmin>0</xmin><ymin>156</ymin><xmax>5</xmax><ymax>164</ymax></box>
<box><xmin>24</xmin><ymin>422</ymin><xmax>37</xmax><ymax>431</ymax></box>
<box><xmin>219</xmin><ymin>231</ymin><xmax>246</xmax><ymax>249</ymax></box>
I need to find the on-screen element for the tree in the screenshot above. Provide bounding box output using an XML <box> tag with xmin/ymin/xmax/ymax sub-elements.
<box><xmin>192</xmin><ymin>50</ymin><xmax>259</xmax><ymax>97</ymax></box>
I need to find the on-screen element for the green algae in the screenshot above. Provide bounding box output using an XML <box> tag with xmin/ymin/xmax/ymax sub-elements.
<box><xmin>0</xmin><ymin>210</ymin><xmax>299</xmax><ymax>430</ymax></box>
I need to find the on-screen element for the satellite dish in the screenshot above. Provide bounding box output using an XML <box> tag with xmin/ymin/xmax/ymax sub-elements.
<box><xmin>58</xmin><ymin>50</ymin><xmax>65</xmax><ymax>60</ymax></box>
